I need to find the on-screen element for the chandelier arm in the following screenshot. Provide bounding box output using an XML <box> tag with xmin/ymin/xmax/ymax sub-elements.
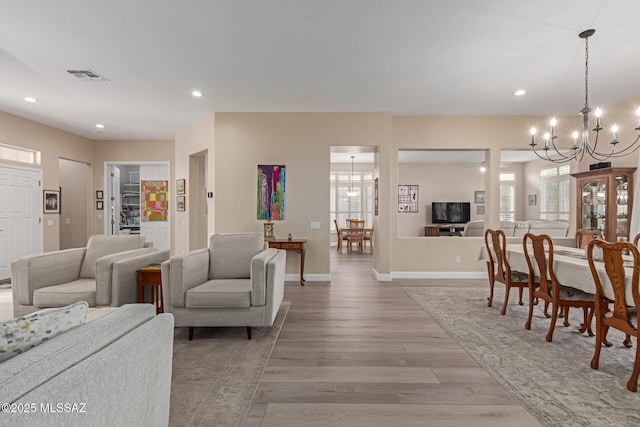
<box><xmin>531</xmin><ymin>146</ymin><xmax>575</xmax><ymax>163</ymax></box>
<box><xmin>549</xmin><ymin>139</ymin><xmax>577</xmax><ymax>160</ymax></box>
<box><xmin>603</xmin><ymin>135</ymin><xmax>640</xmax><ymax>157</ymax></box>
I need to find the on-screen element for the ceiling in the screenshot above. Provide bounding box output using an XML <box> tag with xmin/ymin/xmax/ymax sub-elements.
<box><xmin>1</xmin><ymin>1</ymin><xmax>640</xmax><ymax>140</ymax></box>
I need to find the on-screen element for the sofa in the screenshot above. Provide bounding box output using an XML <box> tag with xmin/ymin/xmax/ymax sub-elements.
<box><xmin>0</xmin><ymin>304</ymin><xmax>174</xmax><ymax>427</ymax></box>
<box><xmin>461</xmin><ymin>219</ymin><xmax>570</xmax><ymax>237</ymax></box>
<box><xmin>162</xmin><ymin>232</ymin><xmax>286</xmax><ymax>340</ymax></box>
<box><xmin>11</xmin><ymin>234</ymin><xmax>170</xmax><ymax>316</ymax></box>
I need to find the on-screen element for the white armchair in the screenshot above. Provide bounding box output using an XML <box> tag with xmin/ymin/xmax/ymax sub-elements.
<box><xmin>11</xmin><ymin>234</ymin><xmax>170</xmax><ymax>316</ymax></box>
<box><xmin>161</xmin><ymin>232</ymin><xmax>286</xmax><ymax>340</ymax></box>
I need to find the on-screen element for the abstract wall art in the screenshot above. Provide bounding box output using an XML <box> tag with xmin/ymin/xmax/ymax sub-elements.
<box><xmin>257</xmin><ymin>164</ymin><xmax>286</xmax><ymax>220</ymax></box>
<box><xmin>141</xmin><ymin>180</ymin><xmax>168</xmax><ymax>221</ymax></box>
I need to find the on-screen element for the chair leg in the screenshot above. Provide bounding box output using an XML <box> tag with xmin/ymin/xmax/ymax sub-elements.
<box><xmin>562</xmin><ymin>307</ymin><xmax>571</xmax><ymax>327</ymax></box>
<box><xmin>246</xmin><ymin>326</ymin><xmax>252</xmax><ymax>340</ymax></box>
<box><xmin>627</xmin><ymin>340</ymin><xmax>640</xmax><ymax>392</ymax></box>
<box><xmin>546</xmin><ymin>304</ymin><xmax>560</xmax><ymax>342</ymax></box>
<box><xmin>525</xmin><ymin>287</ymin><xmax>535</xmax><ymax>330</ymax></box>
<box><xmin>518</xmin><ymin>286</ymin><xmax>524</xmax><ymax>305</ymax></box>
<box><xmin>486</xmin><ymin>262</ymin><xmax>494</xmax><ymax>308</ymax></box>
<box><xmin>624</xmin><ymin>334</ymin><xmax>633</xmax><ymax>348</ymax></box>
<box><xmin>578</xmin><ymin>306</ymin><xmax>595</xmax><ymax>336</ymax></box>
<box><xmin>188</xmin><ymin>327</ymin><xmax>194</xmax><ymax>341</ymax></box>
<box><xmin>501</xmin><ymin>285</ymin><xmax>511</xmax><ymax>315</ymax></box>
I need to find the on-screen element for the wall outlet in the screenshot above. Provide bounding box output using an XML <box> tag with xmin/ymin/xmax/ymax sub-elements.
<box><xmin>455</xmin><ymin>255</ymin><xmax>461</xmax><ymax>264</ymax></box>
<box><xmin>311</xmin><ymin>221</ymin><xmax>321</xmax><ymax>230</ymax></box>
<box><xmin>98</xmin><ymin>213</ymin><xmax>103</xmax><ymax>220</ymax></box>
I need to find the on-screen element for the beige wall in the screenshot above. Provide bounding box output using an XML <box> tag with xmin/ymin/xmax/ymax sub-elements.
<box><xmin>59</xmin><ymin>158</ymin><xmax>90</xmax><ymax>249</ymax></box>
<box><xmin>213</xmin><ymin>113</ymin><xmax>391</xmax><ymax>278</ymax></box>
<box><xmin>0</xmin><ymin>111</ymin><xmax>93</xmax><ymax>251</ymax></box>
<box><xmin>398</xmin><ymin>162</ymin><xmax>486</xmax><ymax>236</ymax></box>
<box><xmin>174</xmin><ymin>113</ymin><xmax>215</xmax><ymax>256</ymax></box>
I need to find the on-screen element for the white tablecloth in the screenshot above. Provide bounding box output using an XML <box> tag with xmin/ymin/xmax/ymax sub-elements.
<box><xmin>482</xmin><ymin>244</ymin><xmax>635</xmax><ymax>303</ymax></box>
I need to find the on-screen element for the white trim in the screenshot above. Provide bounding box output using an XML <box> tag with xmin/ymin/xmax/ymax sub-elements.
<box><xmin>372</xmin><ymin>267</ymin><xmax>392</xmax><ymax>281</ymax></box>
<box><xmin>391</xmin><ymin>271</ymin><xmax>486</xmax><ymax>279</ymax></box>
<box><xmin>285</xmin><ymin>273</ymin><xmax>331</xmax><ymax>282</ymax></box>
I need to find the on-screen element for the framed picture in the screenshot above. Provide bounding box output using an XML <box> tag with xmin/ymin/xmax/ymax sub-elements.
<box><xmin>374</xmin><ymin>177</ymin><xmax>379</xmax><ymax>216</ymax></box>
<box><xmin>177</xmin><ymin>195</ymin><xmax>186</xmax><ymax>211</ymax></box>
<box><xmin>477</xmin><ymin>205</ymin><xmax>485</xmax><ymax>215</ymax></box>
<box><xmin>96</xmin><ymin>190</ymin><xmax>103</xmax><ymax>200</ymax></box>
<box><xmin>474</xmin><ymin>191</ymin><xmax>485</xmax><ymax>204</ymax></box>
<box><xmin>398</xmin><ymin>184</ymin><xmax>419</xmax><ymax>213</ymax></box>
<box><xmin>177</xmin><ymin>179</ymin><xmax>186</xmax><ymax>195</ymax></box>
<box><xmin>528</xmin><ymin>194</ymin><xmax>537</xmax><ymax>205</ymax></box>
<box><xmin>96</xmin><ymin>200</ymin><xmax>104</xmax><ymax>210</ymax></box>
<box><xmin>43</xmin><ymin>189</ymin><xmax>60</xmax><ymax>214</ymax></box>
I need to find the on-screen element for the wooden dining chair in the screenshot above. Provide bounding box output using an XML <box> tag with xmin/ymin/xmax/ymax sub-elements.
<box><xmin>347</xmin><ymin>219</ymin><xmax>365</xmax><ymax>253</ymax></box>
<box><xmin>484</xmin><ymin>228</ymin><xmax>528</xmax><ymax>315</ymax></box>
<box><xmin>633</xmin><ymin>233</ymin><xmax>640</xmax><ymax>247</ymax></box>
<box><xmin>363</xmin><ymin>224</ymin><xmax>374</xmax><ymax>254</ymax></box>
<box><xmin>333</xmin><ymin>219</ymin><xmax>349</xmax><ymax>254</ymax></box>
<box><xmin>575</xmin><ymin>229</ymin><xmax>604</xmax><ymax>249</ymax></box>
<box><xmin>587</xmin><ymin>239</ymin><xmax>640</xmax><ymax>392</ymax></box>
<box><xmin>523</xmin><ymin>233</ymin><xmax>595</xmax><ymax>342</ymax></box>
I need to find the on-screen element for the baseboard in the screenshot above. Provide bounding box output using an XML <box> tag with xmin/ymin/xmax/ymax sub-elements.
<box><xmin>391</xmin><ymin>271</ymin><xmax>486</xmax><ymax>279</ymax></box>
<box><xmin>285</xmin><ymin>273</ymin><xmax>330</xmax><ymax>282</ymax></box>
<box><xmin>372</xmin><ymin>268</ymin><xmax>392</xmax><ymax>281</ymax></box>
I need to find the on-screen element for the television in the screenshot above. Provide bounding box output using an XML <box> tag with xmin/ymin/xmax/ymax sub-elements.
<box><xmin>431</xmin><ymin>202</ymin><xmax>471</xmax><ymax>224</ymax></box>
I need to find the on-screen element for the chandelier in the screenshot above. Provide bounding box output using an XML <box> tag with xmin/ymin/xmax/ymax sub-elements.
<box><xmin>529</xmin><ymin>29</ymin><xmax>640</xmax><ymax>163</ymax></box>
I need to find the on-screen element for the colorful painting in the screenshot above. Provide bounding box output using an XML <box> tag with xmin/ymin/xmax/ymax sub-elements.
<box><xmin>257</xmin><ymin>165</ymin><xmax>285</xmax><ymax>220</ymax></box>
<box><xmin>141</xmin><ymin>180</ymin><xmax>168</xmax><ymax>221</ymax></box>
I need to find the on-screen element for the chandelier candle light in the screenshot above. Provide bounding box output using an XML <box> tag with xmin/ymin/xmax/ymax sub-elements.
<box><xmin>529</xmin><ymin>29</ymin><xmax>640</xmax><ymax>163</ymax></box>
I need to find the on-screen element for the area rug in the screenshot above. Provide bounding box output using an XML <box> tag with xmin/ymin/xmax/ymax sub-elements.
<box><xmin>169</xmin><ymin>301</ymin><xmax>290</xmax><ymax>427</ymax></box>
<box><xmin>404</xmin><ymin>287</ymin><xmax>640</xmax><ymax>427</ymax></box>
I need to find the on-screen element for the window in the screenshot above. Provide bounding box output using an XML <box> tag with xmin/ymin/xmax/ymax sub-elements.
<box><xmin>0</xmin><ymin>143</ymin><xmax>41</xmax><ymax>165</ymax></box>
<box><xmin>330</xmin><ymin>171</ymin><xmax>374</xmax><ymax>231</ymax></box>
<box><xmin>540</xmin><ymin>165</ymin><xmax>570</xmax><ymax>220</ymax></box>
<box><xmin>500</xmin><ymin>172</ymin><xmax>516</xmax><ymax>221</ymax></box>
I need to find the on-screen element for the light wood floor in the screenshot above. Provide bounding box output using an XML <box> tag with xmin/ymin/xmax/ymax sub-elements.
<box><xmin>244</xmin><ymin>250</ymin><xmax>543</xmax><ymax>426</ymax></box>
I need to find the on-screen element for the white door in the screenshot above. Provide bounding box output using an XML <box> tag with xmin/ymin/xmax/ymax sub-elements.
<box><xmin>139</xmin><ymin>164</ymin><xmax>170</xmax><ymax>251</ymax></box>
<box><xmin>106</xmin><ymin>165</ymin><xmax>121</xmax><ymax>235</ymax></box>
<box><xmin>0</xmin><ymin>164</ymin><xmax>43</xmax><ymax>280</ymax></box>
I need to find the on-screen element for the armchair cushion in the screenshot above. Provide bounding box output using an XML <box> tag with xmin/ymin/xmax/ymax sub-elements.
<box><xmin>185</xmin><ymin>280</ymin><xmax>252</xmax><ymax>308</ymax></box>
<box><xmin>208</xmin><ymin>233</ymin><xmax>265</xmax><ymax>280</ymax></box>
<box><xmin>32</xmin><ymin>279</ymin><xmax>96</xmax><ymax>308</ymax></box>
<box><xmin>79</xmin><ymin>235</ymin><xmax>146</xmax><ymax>279</ymax></box>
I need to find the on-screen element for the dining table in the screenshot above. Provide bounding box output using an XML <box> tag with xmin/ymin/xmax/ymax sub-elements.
<box><xmin>482</xmin><ymin>244</ymin><xmax>636</xmax><ymax>303</ymax></box>
<box><xmin>338</xmin><ymin>227</ymin><xmax>374</xmax><ymax>254</ymax></box>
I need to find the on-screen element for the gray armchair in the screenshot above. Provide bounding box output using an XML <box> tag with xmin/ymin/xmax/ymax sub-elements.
<box><xmin>161</xmin><ymin>232</ymin><xmax>286</xmax><ymax>340</ymax></box>
<box><xmin>11</xmin><ymin>234</ymin><xmax>170</xmax><ymax>316</ymax></box>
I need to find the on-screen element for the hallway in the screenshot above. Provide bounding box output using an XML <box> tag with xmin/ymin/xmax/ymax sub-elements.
<box><xmin>245</xmin><ymin>252</ymin><xmax>541</xmax><ymax>426</ymax></box>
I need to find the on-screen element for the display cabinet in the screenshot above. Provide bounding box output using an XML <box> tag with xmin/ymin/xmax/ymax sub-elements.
<box><xmin>571</xmin><ymin>167</ymin><xmax>636</xmax><ymax>242</ymax></box>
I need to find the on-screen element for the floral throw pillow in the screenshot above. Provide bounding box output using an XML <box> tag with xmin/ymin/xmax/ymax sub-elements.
<box><xmin>0</xmin><ymin>301</ymin><xmax>88</xmax><ymax>363</ymax></box>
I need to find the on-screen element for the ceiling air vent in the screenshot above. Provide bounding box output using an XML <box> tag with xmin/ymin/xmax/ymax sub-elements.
<box><xmin>66</xmin><ymin>69</ymin><xmax>109</xmax><ymax>82</ymax></box>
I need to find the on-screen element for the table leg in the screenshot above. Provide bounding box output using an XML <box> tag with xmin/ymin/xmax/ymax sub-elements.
<box><xmin>300</xmin><ymin>248</ymin><xmax>306</xmax><ymax>286</ymax></box>
<box><xmin>137</xmin><ymin>271</ymin><xmax>144</xmax><ymax>303</ymax></box>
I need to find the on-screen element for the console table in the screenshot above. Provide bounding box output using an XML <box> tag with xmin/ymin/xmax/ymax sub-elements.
<box><xmin>267</xmin><ymin>239</ymin><xmax>306</xmax><ymax>286</ymax></box>
<box><xmin>137</xmin><ymin>264</ymin><xmax>163</xmax><ymax>314</ymax></box>
<box><xmin>425</xmin><ymin>224</ymin><xmax>465</xmax><ymax>237</ymax></box>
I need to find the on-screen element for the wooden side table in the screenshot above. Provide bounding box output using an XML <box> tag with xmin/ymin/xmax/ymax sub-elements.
<box><xmin>137</xmin><ymin>264</ymin><xmax>163</xmax><ymax>314</ymax></box>
<box><xmin>267</xmin><ymin>239</ymin><xmax>306</xmax><ymax>286</ymax></box>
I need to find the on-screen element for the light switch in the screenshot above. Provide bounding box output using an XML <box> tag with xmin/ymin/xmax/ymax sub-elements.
<box><xmin>65</xmin><ymin>218</ymin><xmax>71</xmax><ymax>225</ymax></box>
<box><xmin>98</xmin><ymin>213</ymin><xmax>103</xmax><ymax>220</ymax></box>
<box><xmin>310</xmin><ymin>221</ymin><xmax>321</xmax><ymax>230</ymax></box>
<box><xmin>47</xmin><ymin>220</ymin><xmax>54</xmax><ymax>227</ymax></box>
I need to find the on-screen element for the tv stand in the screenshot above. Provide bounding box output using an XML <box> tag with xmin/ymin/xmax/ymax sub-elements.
<box><xmin>425</xmin><ymin>224</ymin><xmax>465</xmax><ymax>237</ymax></box>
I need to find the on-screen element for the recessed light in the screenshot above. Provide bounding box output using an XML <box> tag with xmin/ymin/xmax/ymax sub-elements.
<box><xmin>513</xmin><ymin>89</ymin><xmax>526</xmax><ymax>96</ymax></box>
<box><xmin>24</xmin><ymin>97</ymin><xmax>38</xmax><ymax>103</ymax></box>
<box><xmin>191</xmin><ymin>90</ymin><xmax>203</xmax><ymax>97</ymax></box>
<box><xmin>95</xmin><ymin>124</ymin><xmax>105</xmax><ymax>129</ymax></box>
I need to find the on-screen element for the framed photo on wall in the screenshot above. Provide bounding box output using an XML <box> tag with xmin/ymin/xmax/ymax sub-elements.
<box><xmin>474</xmin><ymin>191</ymin><xmax>485</xmax><ymax>204</ymax></box>
<box><xmin>177</xmin><ymin>195</ymin><xmax>186</xmax><ymax>211</ymax></box>
<box><xmin>177</xmin><ymin>179</ymin><xmax>186</xmax><ymax>195</ymax></box>
<box><xmin>528</xmin><ymin>194</ymin><xmax>537</xmax><ymax>205</ymax></box>
<box><xmin>96</xmin><ymin>200</ymin><xmax>104</xmax><ymax>210</ymax></box>
<box><xmin>43</xmin><ymin>189</ymin><xmax>60</xmax><ymax>214</ymax></box>
<box><xmin>96</xmin><ymin>190</ymin><xmax>103</xmax><ymax>200</ymax></box>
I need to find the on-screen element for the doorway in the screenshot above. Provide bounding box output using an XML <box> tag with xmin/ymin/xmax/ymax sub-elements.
<box><xmin>104</xmin><ymin>162</ymin><xmax>171</xmax><ymax>251</ymax></box>
<box><xmin>0</xmin><ymin>163</ymin><xmax>43</xmax><ymax>280</ymax></box>
<box><xmin>329</xmin><ymin>147</ymin><xmax>377</xmax><ymax>274</ymax></box>
<box><xmin>59</xmin><ymin>158</ymin><xmax>90</xmax><ymax>249</ymax></box>
<box><xmin>189</xmin><ymin>150</ymin><xmax>208</xmax><ymax>250</ymax></box>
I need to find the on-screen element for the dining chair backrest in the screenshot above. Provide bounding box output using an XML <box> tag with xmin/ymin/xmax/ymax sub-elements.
<box><xmin>522</xmin><ymin>233</ymin><xmax>556</xmax><ymax>298</ymax></box>
<box><xmin>333</xmin><ymin>219</ymin><xmax>340</xmax><ymax>233</ymax></box>
<box><xmin>484</xmin><ymin>228</ymin><xmax>509</xmax><ymax>281</ymax></box>
<box><xmin>634</xmin><ymin>233</ymin><xmax>640</xmax><ymax>247</ymax></box>
<box><xmin>575</xmin><ymin>229</ymin><xmax>604</xmax><ymax>249</ymax></box>
<box><xmin>587</xmin><ymin>240</ymin><xmax>640</xmax><ymax>319</ymax></box>
<box><xmin>347</xmin><ymin>219</ymin><xmax>365</xmax><ymax>229</ymax></box>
